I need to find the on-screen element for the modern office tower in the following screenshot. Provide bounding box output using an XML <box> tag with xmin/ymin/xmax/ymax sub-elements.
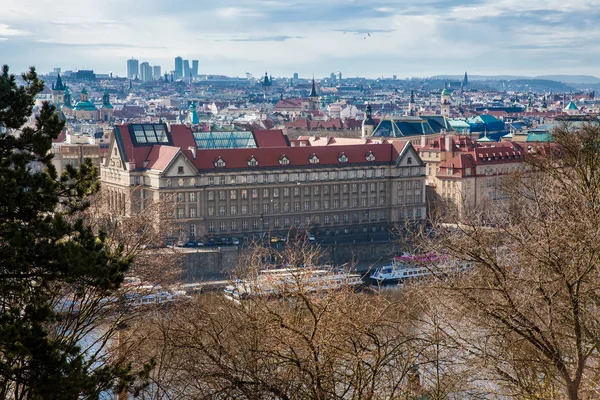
<box><xmin>140</xmin><ymin>62</ymin><xmax>152</xmax><ymax>82</ymax></box>
<box><xmin>293</xmin><ymin>72</ymin><xmax>299</xmax><ymax>80</ymax></box>
<box><xmin>174</xmin><ymin>57</ymin><xmax>183</xmax><ymax>79</ymax></box>
<box><xmin>183</xmin><ymin>60</ymin><xmax>190</xmax><ymax>80</ymax></box>
<box><xmin>153</xmin><ymin>65</ymin><xmax>161</xmax><ymax>80</ymax></box>
<box><xmin>330</xmin><ymin>72</ymin><xmax>336</xmax><ymax>80</ymax></box>
<box><xmin>335</xmin><ymin>71</ymin><xmax>342</xmax><ymax>80</ymax></box>
<box><xmin>127</xmin><ymin>58</ymin><xmax>139</xmax><ymax>79</ymax></box>
<box><xmin>191</xmin><ymin>60</ymin><xmax>199</xmax><ymax>78</ymax></box>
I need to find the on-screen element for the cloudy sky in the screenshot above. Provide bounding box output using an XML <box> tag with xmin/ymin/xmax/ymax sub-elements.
<box><xmin>1</xmin><ymin>0</ymin><xmax>599</xmax><ymax>78</ymax></box>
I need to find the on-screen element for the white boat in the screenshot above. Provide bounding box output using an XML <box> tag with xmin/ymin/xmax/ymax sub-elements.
<box><xmin>224</xmin><ymin>267</ymin><xmax>363</xmax><ymax>301</ymax></box>
<box><xmin>370</xmin><ymin>253</ymin><xmax>465</xmax><ymax>285</ymax></box>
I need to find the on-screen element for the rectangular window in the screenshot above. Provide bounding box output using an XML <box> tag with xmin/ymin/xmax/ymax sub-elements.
<box><xmin>415</xmin><ymin>192</ymin><xmax>421</xmax><ymax>203</ymax></box>
<box><xmin>294</xmin><ymin>187</ymin><xmax>300</xmax><ymax>196</ymax></box>
<box><xmin>219</xmin><ymin>206</ymin><xmax>226</xmax><ymax>216</ymax></box>
<box><xmin>294</xmin><ymin>218</ymin><xmax>300</xmax><ymax>227</ymax></box>
<box><xmin>361</xmin><ymin>184</ymin><xmax>367</xmax><ymax>192</ymax></box>
<box><xmin>253</xmin><ymin>220</ymin><xmax>260</xmax><ymax>229</ymax></box>
<box><xmin>333</xmin><ymin>214</ymin><xmax>340</xmax><ymax>223</ymax></box>
<box><xmin>177</xmin><ymin>193</ymin><xmax>184</xmax><ymax>203</ymax></box>
<box><xmin>242</xmin><ymin>220</ymin><xmax>248</xmax><ymax>229</ymax></box>
<box><xmin>190</xmin><ymin>192</ymin><xmax>196</xmax><ymax>202</ymax></box>
<box><xmin>241</xmin><ymin>205</ymin><xmax>248</xmax><ymax>215</ymax></box>
<box><xmin>284</xmin><ymin>218</ymin><xmax>290</xmax><ymax>227</ymax></box>
<box><xmin>379</xmin><ymin>182</ymin><xmax>385</xmax><ymax>191</ymax></box>
<box><xmin>315</xmin><ymin>216</ymin><xmax>320</xmax><ymax>224</ymax></box>
<box><xmin>208</xmin><ymin>222</ymin><xmax>215</xmax><ymax>232</ymax></box>
<box><xmin>370</xmin><ymin>183</ymin><xmax>376</xmax><ymax>191</ymax></box>
<box><xmin>208</xmin><ymin>191</ymin><xmax>215</xmax><ymax>201</ymax></box>
<box><xmin>314</xmin><ymin>201</ymin><xmax>320</xmax><ymax>210</ymax></box>
<box><xmin>263</xmin><ymin>189</ymin><xmax>269</xmax><ymax>198</ymax></box>
<box><xmin>343</xmin><ymin>184</ymin><xmax>348</xmax><ymax>194</ymax></box>
<box><xmin>333</xmin><ymin>185</ymin><xmax>339</xmax><ymax>194</ymax></box>
<box><xmin>352</xmin><ymin>198</ymin><xmax>358</xmax><ymax>207</ymax></box>
<box><xmin>313</xmin><ymin>186</ymin><xmax>320</xmax><ymax>195</ymax></box>
<box><xmin>220</xmin><ymin>222</ymin><xmax>226</xmax><ymax>231</ymax></box>
<box><xmin>252</xmin><ymin>204</ymin><xmax>258</xmax><ymax>214</ymax></box>
<box><xmin>208</xmin><ymin>177</ymin><xmax>214</xmax><ymax>185</ymax></box>
<box><xmin>219</xmin><ymin>176</ymin><xmax>225</xmax><ymax>185</ymax></box>
<box><xmin>273</xmin><ymin>188</ymin><xmax>279</xmax><ymax>197</ymax></box>
<box><xmin>273</xmin><ymin>203</ymin><xmax>280</xmax><ymax>212</ymax></box>
<box><xmin>252</xmin><ymin>189</ymin><xmax>258</xmax><ymax>199</ymax></box>
<box><xmin>333</xmin><ymin>199</ymin><xmax>339</xmax><ymax>209</ymax></box>
<box><xmin>304</xmin><ymin>201</ymin><xmax>310</xmax><ymax>211</ymax></box>
<box><xmin>342</xmin><ymin>199</ymin><xmax>348</xmax><ymax>208</ymax></box>
<box><xmin>263</xmin><ymin>204</ymin><xmax>269</xmax><ymax>213</ymax></box>
<box><xmin>352</xmin><ymin>184</ymin><xmax>358</xmax><ymax>193</ymax></box>
<box><xmin>294</xmin><ymin>202</ymin><xmax>300</xmax><ymax>212</ymax></box>
<box><xmin>241</xmin><ymin>190</ymin><xmax>248</xmax><ymax>199</ymax></box>
<box><xmin>208</xmin><ymin>206</ymin><xmax>215</xmax><ymax>216</ymax></box>
<box><xmin>231</xmin><ymin>221</ymin><xmax>237</xmax><ymax>231</ymax></box>
<box><xmin>283</xmin><ymin>187</ymin><xmax>290</xmax><ymax>197</ymax></box>
<box><xmin>190</xmin><ymin>208</ymin><xmax>197</xmax><ymax>218</ymax></box>
<box><xmin>323</xmin><ymin>185</ymin><xmax>329</xmax><ymax>195</ymax></box>
<box><xmin>361</xmin><ymin>198</ymin><xmax>367</xmax><ymax>207</ymax></box>
<box><xmin>324</xmin><ymin>200</ymin><xmax>330</xmax><ymax>210</ymax></box>
<box><xmin>304</xmin><ymin>186</ymin><xmax>310</xmax><ymax>196</ymax></box>
<box><xmin>343</xmin><ymin>214</ymin><xmax>349</xmax><ymax>223</ymax></box>
<box><xmin>230</xmin><ymin>205</ymin><xmax>237</xmax><ymax>215</ymax></box>
<box><xmin>370</xmin><ymin>197</ymin><xmax>376</xmax><ymax>206</ymax></box>
<box><xmin>284</xmin><ymin>202</ymin><xmax>290</xmax><ymax>212</ymax></box>
<box><xmin>230</xmin><ymin>190</ymin><xmax>237</xmax><ymax>200</ymax></box>
<box><xmin>219</xmin><ymin>191</ymin><xmax>226</xmax><ymax>200</ymax></box>
<box><xmin>379</xmin><ymin>197</ymin><xmax>385</xmax><ymax>206</ymax></box>
<box><xmin>324</xmin><ymin>215</ymin><xmax>330</xmax><ymax>224</ymax></box>
<box><xmin>178</xmin><ymin>166</ymin><xmax>184</xmax><ymax>174</ymax></box>
<box><xmin>274</xmin><ymin>218</ymin><xmax>280</xmax><ymax>228</ymax></box>
<box><xmin>177</xmin><ymin>208</ymin><xmax>185</xmax><ymax>219</ymax></box>
<box><xmin>190</xmin><ymin>224</ymin><xmax>196</xmax><ymax>237</ymax></box>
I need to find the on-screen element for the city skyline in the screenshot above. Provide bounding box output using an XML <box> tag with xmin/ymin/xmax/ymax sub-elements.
<box><xmin>1</xmin><ymin>0</ymin><xmax>599</xmax><ymax>78</ymax></box>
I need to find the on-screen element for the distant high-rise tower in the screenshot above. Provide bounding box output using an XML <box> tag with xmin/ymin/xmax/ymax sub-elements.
<box><xmin>335</xmin><ymin>71</ymin><xmax>342</xmax><ymax>80</ymax></box>
<box><xmin>174</xmin><ymin>57</ymin><xmax>183</xmax><ymax>80</ymax></box>
<box><xmin>140</xmin><ymin>62</ymin><xmax>152</xmax><ymax>82</ymax></box>
<box><xmin>152</xmin><ymin>65</ymin><xmax>161</xmax><ymax>80</ymax></box>
<box><xmin>127</xmin><ymin>58</ymin><xmax>139</xmax><ymax>79</ymax></box>
<box><xmin>183</xmin><ymin>60</ymin><xmax>190</xmax><ymax>80</ymax></box>
<box><xmin>191</xmin><ymin>60</ymin><xmax>199</xmax><ymax>78</ymax></box>
<box><xmin>293</xmin><ymin>72</ymin><xmax>299</xmax><ymax>80</ymax></box>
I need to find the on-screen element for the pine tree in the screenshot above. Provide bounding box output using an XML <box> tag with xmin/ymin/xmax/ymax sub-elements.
<box><xmin>0</xmin><ymin>65</ymin><xmax>132</xmax><ymax>398</ymax></box>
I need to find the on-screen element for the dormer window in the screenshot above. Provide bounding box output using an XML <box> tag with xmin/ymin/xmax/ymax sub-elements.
<box><xmin>309</xmin><ymin>154</ymin><xmax>320</xmax><ymax>164</ymax></box>
<box><xmin>247</xmin><ymin>156</ymin><xmax>258</xmax><ymax>167</ymax></box>
<box><xmin>214</xmin><ymin>157</ymin><xmax>226</xmax><ymax>168</ymax></box>
<box><xmin>279</xmin><ymin>155</ymin><xmax>290</xmax><ymax>165</ymax></box>
<box><xmin>338</xmin><ymin>153</ymin><xmax>348</xmax><ymax>163</ymax></box>
<box><xmin>366</xmin><ymin>152</ymin><xmax>376</xmax><ymax>162</ymax></box>
<box><xmin>407</xmin><ymin>157</ymin><xmax>412</xmax><ymax>165</ymax></box>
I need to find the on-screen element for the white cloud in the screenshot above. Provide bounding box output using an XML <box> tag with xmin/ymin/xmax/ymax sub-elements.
<box><xmin>0</xmin><ymin>23</ymin><xmax>28</xmax><ymax>36</ymax></box>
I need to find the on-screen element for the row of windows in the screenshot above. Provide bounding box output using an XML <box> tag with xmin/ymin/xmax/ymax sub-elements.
<box><xmin>206</xmin><ymin>212</ymin><xmax>388</xmax><ymax>232</ymax></box>
<box><xmin>202</xmin><ymin>197</ymin><xmax>388</xmax><ymax>217</ymax></box>
<box><xmin>204</xmin><ymin>183</ymin><xmax>387</xmax><ymax>201</ymax></box>
<box><xmin>397</xmin><ymin>191</ymin><xmax>422</xmax><ymax>205</ymax></box>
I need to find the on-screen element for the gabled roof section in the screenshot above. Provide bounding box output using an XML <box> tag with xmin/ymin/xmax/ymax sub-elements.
<box><xmin>145</xmin><ymin>145</ymin><xmax>181</xmax><ymax>171</ymax></box>
<box><xmin>253</xmin><ymin>129</ymin><xmax>288</xmax><ymax>147</ymax></box>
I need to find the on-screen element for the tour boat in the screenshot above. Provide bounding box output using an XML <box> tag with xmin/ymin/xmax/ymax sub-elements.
<box><xmin>224</xmin><ymin>267</ymin><xmax>363</xmax><ymax>301</ymax></box>
<box><xmin>370</xmin><ymin>252</ymin><xmax>463</xmax><ymax>285</ymax></box>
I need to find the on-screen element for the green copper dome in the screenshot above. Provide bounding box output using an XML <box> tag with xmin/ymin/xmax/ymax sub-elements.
<box><xmin>441</xmin><ymin>88</ymin><xmax>451</xmax><ymax>96</ymax></box>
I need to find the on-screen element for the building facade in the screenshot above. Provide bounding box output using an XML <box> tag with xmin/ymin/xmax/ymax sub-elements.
<box><xmin>101</xmin><ymin>124</ymin><xmax>427</xmax><ymax>241</ymax></box>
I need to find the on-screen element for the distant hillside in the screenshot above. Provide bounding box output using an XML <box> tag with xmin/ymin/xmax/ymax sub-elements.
<box><xmin>432</xmin><ymin>74</ymin><xmax>600</xmax><ymax>84</ymax></box>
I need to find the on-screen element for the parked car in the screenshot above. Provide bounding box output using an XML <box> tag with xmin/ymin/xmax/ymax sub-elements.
<box><xmin>231</xmin><ymin>237</ymin><xmax>240</xmax><ymax>245</ymax></box>
<box><xmin>223</xmin><ymin>237</ymin><xmax>233</xmax><ymax>245</ymax></box>
<box><xmin>183</xmin><ymin>241</ymin><xmax>196</xmax><ymax>248</ymax></box>
<box><xmin>206</xmin><ymin>238</ymin><xmax>215</xmax><ymax>246</ymax></box>
<box><xmin>308</xmin><ymin>235</ymin><xmax>316</xmax><ymax>242</ymax></box>
<box><xmin>175</xmin><ymin>241</ymin><xmax>185</xmax><ymax>248</ymax></box>
<box><xmin>196</xmin><ymin>240</ymin><xmax>204</xmax><ymax>247</ymax></box>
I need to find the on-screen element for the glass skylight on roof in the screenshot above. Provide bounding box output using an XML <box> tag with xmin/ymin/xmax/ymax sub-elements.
<box><xmin>193</xmin><ymin>131</ymin><xmax>257</xmax><ymax>149</ymax></box>
<box><xmin>130</xmin><ymin>124</ymin><xmax>170</xmax><ymax>145</ymax></box>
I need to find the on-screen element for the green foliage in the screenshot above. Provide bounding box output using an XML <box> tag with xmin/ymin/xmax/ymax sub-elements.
<box><xmin>0</xmin><ymin>65</ymin><xmax>132</xmax><ymax>398</ymax></box>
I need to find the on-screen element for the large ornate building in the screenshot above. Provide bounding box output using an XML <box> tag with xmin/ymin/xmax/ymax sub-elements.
<box><xmin>101</xmin><ymin>124</ymin><xmax>427</xmax><ymax>241</ymax></box>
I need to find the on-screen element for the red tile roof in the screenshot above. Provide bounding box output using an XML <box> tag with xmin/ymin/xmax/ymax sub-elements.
<box><xmin>253</xmin><ymin>130</ymin><xmax>289</xmax><ymax>147</ymax></box>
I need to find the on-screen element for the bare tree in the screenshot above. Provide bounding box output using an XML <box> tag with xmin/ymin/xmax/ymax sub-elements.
<box><xmin>419</xmin><ymin>122</ymin><xmax>600</xmax><ymax>400</ymax></box>
<box><xmin>123</xmin><ymin>240</ymin><xmax>440</xmax><ymax>400</ymax></box>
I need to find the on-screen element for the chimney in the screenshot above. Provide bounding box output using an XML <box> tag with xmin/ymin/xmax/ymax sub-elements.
<box><xmin>188</xmin><ymin>146</ymin><xmax>196</xmax><ymax>159</ymax></box>
<box><xmin>445</xmin><ymin>134</ymin><xmax>452</xmax><ymax>155</ymax></box>
<box><xmin>420</xmin><ymin>135</ymin><xmax>426</xmax><ymax>147</ymax></box>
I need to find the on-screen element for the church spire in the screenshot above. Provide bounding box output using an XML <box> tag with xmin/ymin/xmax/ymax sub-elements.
<box><xmin>309</xmin><ymin>76</ymin><xmax>318</xmax><ymax>98</ymax></box>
